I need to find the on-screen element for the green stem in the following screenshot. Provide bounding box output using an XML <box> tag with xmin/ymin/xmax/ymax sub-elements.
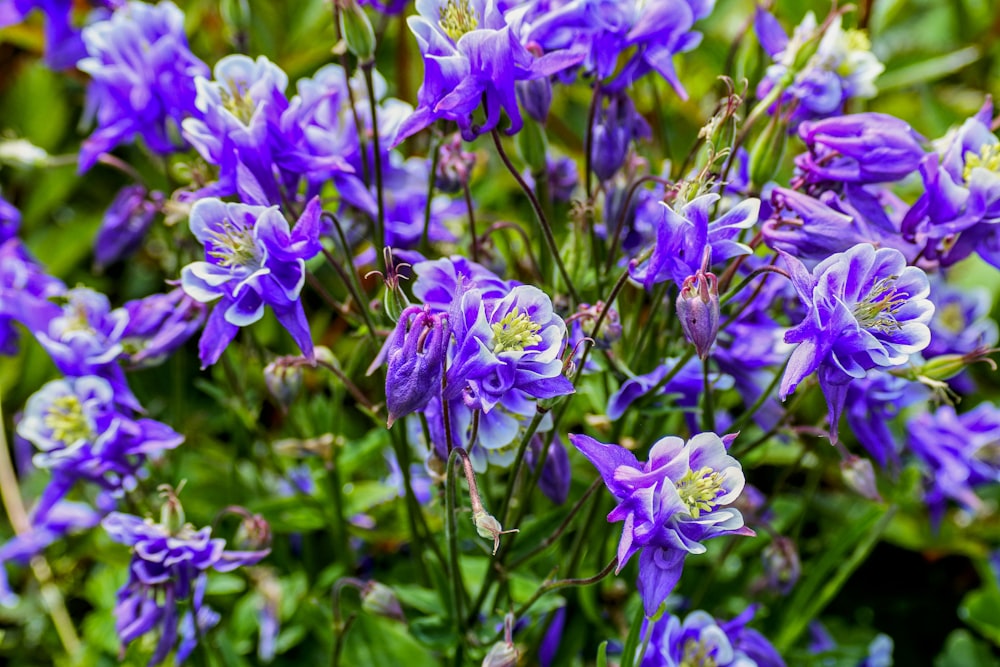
<box><xmin>513</xmin><ymin>557</ymin><xmax>617</xmax><ymax>619</ymax></box>
<box><xmin>701</xmin><ymin>356</ymin><xmax>716</xmax><ymax>432</ymax></box>
<box><xmin>491</xmin><ymin>129</ymin><xmax>581</xmax><ymax>304</ymax></box>
<box><xmin>445</xmin><ymin>448</ymin><xmax>469</xmax><ymax>663</ymax></box>
<box><xmin>497</xmin><ymin>410</ymin><xmax>547</xmax><ymax>526</ymax></box>
<box><xmin>362</xmin><ymin>63</ymin><xmax>386</xmax><ymax>273</ymax></box>
<box><xmin>507</xmin><ymin>479</ymin><xmax>602</xmax><ymax>570</ymax></box>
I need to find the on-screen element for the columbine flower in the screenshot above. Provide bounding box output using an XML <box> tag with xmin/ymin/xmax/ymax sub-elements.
<box><xmin>901</xmin><ymin>99</ymin><xmax>1000</xmax><ymax>268</ymax></box>
<box><xmin>641</xmin><ymin>607</ymin><xmax>785</xmax><ymax>667</ymax></box>
<box><xmin>376</xmin><ymin>305</ymin><xmax>451</xmax><ymax>427</ymax></box>
<box><xmin>795</xmin><ymin>113</ymin><xmax>925</xmax><ymax>185</ymax></box>
<box><xmin>525</xmin><ymin>0</ymin><xmax>715</xmax><ymax>95</ymax></box>
<box><xmin>571</xmin><ymin>431</ymin><xmax>751</xmax><ymax>615</ymax></box>
<box><xmin>180</xmin><ymin>196</ymin><xmax>322</xmax><ymax>368</ymax></box>
<box><xmin>925</xmin><ymin>277</ymin><xmax>999</xmax><ymax>358</ymax></box>
<box><xmin>120</xmin><ymin>288</ymin><xmax>206</xmax><ymax>369</ymax></box>
<box><xmin>756</xmin><ymin>10</ymin><xmax>884</xmax><ymax>127</ymax></box>
<box><xmin>394</xmin><ymin>0</ymin><xmax>584</xmax><ymax>142</ymax></box>
<box><xmin>0</xmin><ymin>0</ymin><xmax>123</xmax><ymax>69</ymax></box>
<box><xmin>628</xmin><ymin>194</ymin><xmax>759</xmax><ymax>291</ymax></box>
<box><xmin>16</xmin><ymin>375</ymin><xmax>183</xmax><ymax>521</ymax></box>
<box><xmin>77</xmin><ymin>1</ymin><xmax>208</xmax><ymax>171</ymax></box>
<box><xmin>779</xmin><ymin>243</ymin><xmax>933</xmax><ymax>441</ymax></box>
<box><xmin>591</xmin><ymin>92</ymin><xmax>651</xmax><ymax>182</ymax></box>
<box><xmin>181</xmin><ymin>54</ymin><xmax>295</xmax><ymax>205</ymax></box>
<box><xmin>908</xmin><ymin>402</ymin><xmax>1000</xmax><ymax>524</ymax></box>
<box><xmin>103</xmin><ymin>498</ymin><xmax>269</xmax><ymax>665</ymax></box>
<box><xmin>0</xmin><ymin>238</ymin><xmax>65</xmax><ymax>356</ymax></box>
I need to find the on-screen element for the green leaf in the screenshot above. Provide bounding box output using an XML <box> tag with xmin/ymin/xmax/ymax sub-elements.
<box><xmin>935</xmin><ymin>629</ymin><xmax>1000</xmax><ymax>667</ymax></box>
<box><xmin>960</xmin><ymin>586</ymin><xmax>1000</xmax><ymax>647</ymax></box>
<box><xmin>878</xmin><ymin>47</ymin><xmax>981</xmax><ymax>90</ymax></box>
<box><xmin>402</xmin><ymin>615</ymin><xmax>459</xmax><ymax>652</ymax></box>
<box><xmin>597</xmin><ymin>640</ymin><xmax>609</xmax><ymax>667</ymax></box>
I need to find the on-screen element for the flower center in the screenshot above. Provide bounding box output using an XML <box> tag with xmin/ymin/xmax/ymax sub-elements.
<box><xmin>680</xmin><ymin>638</ymin><xmax>718</xmax><ymax>667</ymax></box>
<box><xmin>963</xmin><ymin>143</ymin><xmax>1000</xmax><ymax>182</ymax></box>
<box><xmin>43</xmin><ymin>395</ymin><xmax>93</xmax><ymax>446</ymax></box>
<box><xmin>676</xmin><ymin>466</ymin><xmax>724</xmax><ymax>518</ymax></box>
<box><xmin>491</xmin><ymin>308</ymin><xmax>542</xmax><ymax>354</ymax></box>
<box><xmin>220</xmin><ymin>79</ymin><xmax>257</xmax><ymax>125</ymax></box>
<box><xmin>853</xmin><ymin>275</ymin><xmax>906</xmax><ymax>333</ymax></box>
<box><xmin>207</xmin><ymin>220</ymin><xmax>262</xmax><ymax>270</ymax></box>
<box><xmin>938</xmin><ymin>301</ymin><xmax>965</xmax><ymax>334</ymax></box>
<box><xmin>439</xmin><ymin>0</ymin><xmax>479</xmax><ymax>41</ymax></box>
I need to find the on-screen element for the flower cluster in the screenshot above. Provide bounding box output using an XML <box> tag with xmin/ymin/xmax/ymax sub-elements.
<box><xmin>642</xmin><ymin>607</ymin><xmax>785</xmax><ymax>667</ymax></box>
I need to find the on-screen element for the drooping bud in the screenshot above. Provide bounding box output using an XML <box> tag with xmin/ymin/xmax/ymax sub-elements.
<box><xmin>472</xmin><ymin>509</ymin><xmax>518</xmax><ymax>556</ymax></box>
<box><xmin>762</xmin><ymin>536</ymin><xmax>801</xmax><ymax>594</ymax></box>
<box><xmin>841</xmin><ymin>455</ymin><xmax>882</xmax><ymax>502</ymax></box>
<box><xmin>232</xmin><ymin>510</ymin><xmax>272</xmax><ymax>551</ymax></box>
<box><xmin>0</xmin><ymin>137</ymin><xmax>49</xmax><ymax>169</ymax></box>
<box><xmin>360</xmin><ymin>581</ymin><xmax>405</xmax><ymax>621</ymax></box>
<box><xmin>379</xmin><ymin>306</ymin><xmax>450</xmax><ymax>427</ymax></box>
<box><xmin>676</xmin><ymin>261</ymin><xmax>720</xmax><ymax>360</ymax></box>
<box><xmin>263</xmin><ymin>358</ymin><xmax>304</xmax><ymax>412</ymax></box>
<box><xmin>338</xmin><ymin>0</ymin><xmax>376</xmax><ymax>63</ymax></box>
<box><xmin>482</xmin><ymin>613</ymin><xmax>519</xmax><ymax>667</ymax></box>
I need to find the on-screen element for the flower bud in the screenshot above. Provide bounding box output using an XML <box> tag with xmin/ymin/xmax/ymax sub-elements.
<box><xmin>233</xmin><ymin>511</ymin><xmax>272</xmax><ymax>551</ymax></box>
<box><xmin>472</xmin><ymin>509</ymin><xmax>518</xmax><ymax>556</ymax></box>
<box><xmin>676</xmin><ymin>270</ymin><xmax>720</xmax><ymax>360</ymax></box>
<box><xmin>516</xmin><ymin>76</ymin><xmax>552</xmax><ymax>124</ymax></box>
<box><xmin>841</xmin><ymin>455</ymin><xmax>882</xmax><ymax>502</ymax></box>
<box><xmin>591</xmin><ymin>92</ymin><xmax>651</xmax><ymax>183</ymax></box>
<box><xmin>0</xmin><ymin>138</ymin><xmax>48</xmax><ymax>169</ymax></box>
<box><xmin>482</xmin><ymin>640</ymin><xmax>519</xmax><ymax>667</ymax></box>
<box><xmin>436</xmin><ymin>133</ymin><xmax>476</xmax><ymax>193</ymax></box>
<box><xmin>264</xmin><ymin>359</ymin><xmax>304</xmax><ymax>412</ymax></box>
<box><xmin>749</xmin><ymin>113</ymin><xmax>788</xmax><ymax>190</ymax></box>
<box><xmin>382</xmin><ymin>306</ymin><xmax>450</xmax><ymax>427</ymax></box>
<box><xmin>338</xmin><ymin>0</ymin><xmax>376</xmax><ymax>63</ymax></box>
<box><xmin>762</xmin><ymin>536</ymin><xmax>801</xmax><ymax>594</ymax></box>
<box><xmin>361</xmin><ymin>581</ymin><xmax>405</xmax><ymax>621</ymax></box>
<box><xmin>158</xmin><ymin>485</ymin><xmax>186</xmax><ymax>535</ymax></box>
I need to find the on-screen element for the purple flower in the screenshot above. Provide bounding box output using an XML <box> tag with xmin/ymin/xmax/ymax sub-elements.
<box><xmin>676</xmin><ymin>266</ymin><xmax>720</xmax><ymax>360</ymax></box>
<box><xmin>641</xmin><ymin>606</ymin><xmax>785</xmax><ymax>667</ymax></box>
<box><xmin>0</xmin><ymin>193</ymin><xmax>19</xmax><ymax>242</ymax></box>
<box><xmin>78</xmin><ymin>1</ymin><xmax>208</xmax><ymax>171</ymax></box>
<box><xmin>0</xmin><ymin>500</ymin><xmax>100</xmax><ymax>607</ymax></box>
<box><xmin>762</xmin><ymin>188</ymin><xmax>867</xmax><ymax>263</ymax></box>
<box><xmin>571</xmin><ymin>431</ymin><xmax>751</xmax><ymax>615</ymax></box>
<box><xmin>795</xmin><ymin>113</ymin><xmax>925</xmax><ymax>185</ymax></box>
<box><xmin>120</xmin><ymin>288</ymin><xmax>206</xmax><ymax>368</ymax></box>
<box><xmin>901</xmin><ymin>100</ymin><xmax>1000</xmax><ymax>268</ymax></box>
<box><xmin>843</xmin><ymin>371</ymin><xmax>927</xmax><ymax>468</ymax></box>
<box><xmin>180</xmin><ymin>197</ymin><xmax>322</xmax><ymax>368</ymax></box>
<box><xmin>606</xmin><ymin>355</ymin><xmax>728</xmax><ymax>424</ymax></box>
<box><xmin>779</xmin><ymin>243</ymin><xmax>933</xmax><ymax>440</ymax></box>
<box><xmin>16</xmin><ymin>376</ymin><xmax>183</xmax><ymax>521</ymax></box>
<box><xmin>181</xmin><ymin>55</ymin><xmax>295</xmax><ymax>205</ymax></box>
<box><xmin>629</xmin><ymin>194</ymin><xmax>759</xmax><ymax>291</ymax></box>
<box><xmin>0</xmin><ymin>238</ymin><xmax>65</xmax><ymax>355</ymax></box>
<box><xmin>755</xmin><ymin>11</ymin><xmax>883</xmax><ymax>128</ymax></box>
<box><xmin>103</xmin><ymin>506</ymin><xmax>268</xmax><ymax>665</ymax></box>
<box><xmin>411</xmin><ymin>255</ymin><xmax>513</xmax><ymax>311</ymax></box>
<box><xmin>93</xmin><ymin>185</ymin><xmax>163</xmax><ymax>268</ymax></box>
<box><xmin>379</xmin><ymin>305</ymin><xmax>451</xmax><ymax>426</ymax></box>
<box><xmin>908</xmin><ymin>402</ymin><xmax>1000</xmax><ymax>523</ymax></box>
<box><xmin>591</xmin><ymin>92</ymin><xmax>651</xmax><ymax>182</ymax></box>
<box><xmin>526</xmin><ymin>434</ymin><xmax>571</xmax><ymax>504</ymax></box>
<box><xmin>925</xmin><ymin>277</ymin><xmax>999</xmax><ymax>359</ymax></box>
<box><xmin>0</xmin><ymin>0</ymin><xmax>122</xmax><ymax>69</ymax></box>
<box><xmin>526</xmin><ymin>0</ymin><xmax>714</xmax><ymax>95</ymax></box>
<box><xmin>395</xmin><ymin>0</ymin><xmax>584</xmax><ymax>142</ymax></box>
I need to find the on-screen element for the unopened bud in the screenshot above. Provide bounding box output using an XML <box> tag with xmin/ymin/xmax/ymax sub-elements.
<box><xmin>0</xmin><ymin>138</ymin><xmax>48</xmax><ymax>169</ymax></box>
<box><xmin>233</xmin><ymin>511</ymin><xmax>272</xmax><ymax>551</ymax></box>
<box><xmin>380</xmin><ymin>306</ymin><xmax>450</xmax><ymax>427</ymax></box>
<box><xmin>472</xmin><ymin>509</ymin><xmax>518</xmax><ymax>556</ymax></box>
<box><xmin>482</xmin><ymin>640</ymin><xmax>519</xmax><ymax>667</ymax></box>
<box><xmin>841</xmin><ymin>455</ymin><xmax>882</xmax><ymax>502</ymax></box>
<box><xmin>264</xmin><ymin>359</ymin><xmax>303</xmax><ymax>412</ymax></box>
<box><xmin>338</xmin><ymin>0</ymin><xmax>376</xmax><ymax>63</ymax></box>
<box><xmin>361</xmin><ymin>581</ymin><xmax>405</xmax><ymax>621</ymax></box>
<box><xmin>676</xmin><ymin>269</ymin><xmax>720</xmax><ymax>360</ymax></box>
<box><xmin>158</xmin><ymin>484</ymin><xmax>186</xmax><ymax>534</ymax></box>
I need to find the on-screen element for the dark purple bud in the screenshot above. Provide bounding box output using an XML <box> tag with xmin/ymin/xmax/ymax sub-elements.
<box><xmin>516</xmin><ymin>76</ymin><xmax>552</xmax><ymax>124</ymax></box>
<box><xmin>384</xmin><ymin>306</ymin><xmax>450</xmax><ymax>427</ymax></box>
<box><xmin>547</xmin><ymin>155</ymin><xmax>579</xmax><ymax>203</ymax></box>
<box><xmin>94</xmin><ymin>185</ymin><xmax>162</xmax><ymax>268</ymax></box>
<box><xmin>527</xmin><ymin>435</ymin><xmax>571</xmax><ymax>505</ymax></box>
<box><xmin>591</xmin><ymin>93</ymin><xmax>651</xmax><ymax>182</ymax></box>
<box><xmin>762</xmin><ymin>536</ymin><xmax>801</xmax><ymax>594</ymax></box>
<box><xmin>676</xmin><ymin>270</ymin><xmax>720</xmax><ymax>359</ymax></box>
<box><xmin>796</xmin><ymin>113</ymin><xmax>926</xmax><ymax>184</ymax></box>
